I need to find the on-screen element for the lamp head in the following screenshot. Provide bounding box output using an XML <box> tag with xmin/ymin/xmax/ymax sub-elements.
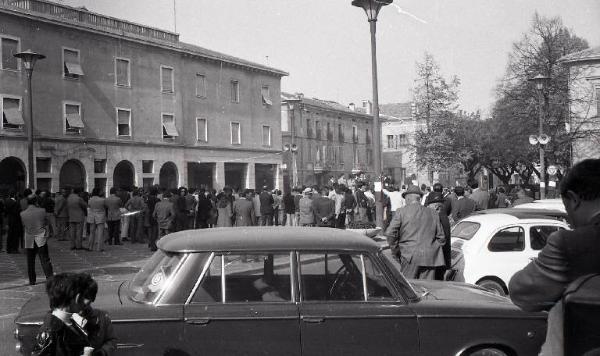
<box><xmin>13</xmin><ymin>49</ymin><xmax>46</xmax><ymax>71</ymax></box>
<box><xmin>529</xmin><ymin>135</ymin><xmax>539</xmax><ymax>145</ymax></box>
<box><xmin>291</xmin><ymin>144</ymin><xmax>298</xmax><ymax>152</ymax></box>
<box><xmin>351</xmin><ymin>0</ymin><xmax>393</xmax><ymax>21</ymax></box>
<box><xmin>528</xmin><ymin>73</ymin><xmax>551</xmax><ymax>91</ymax></box>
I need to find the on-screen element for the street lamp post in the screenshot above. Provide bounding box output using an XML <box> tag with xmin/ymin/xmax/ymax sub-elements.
<box><xmin>528</xmin><ymin>74</ymin><xmax>551</xmax><ymax>200</ymax></box>
<box><xmin>352</xmin><ymin>0</ymin><xmax>391</xmax><ymax>228</ymax></box>
<box><xmin>14</xmin><ymin>50</ymin><xmax>46</xmax><ymax>190</ymax></box>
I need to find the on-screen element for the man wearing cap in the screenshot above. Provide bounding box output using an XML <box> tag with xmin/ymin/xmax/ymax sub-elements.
<box><xmin>384</xmin><ymin>185</ymin><xmax>446</xmax><ymax>280</ymax></box>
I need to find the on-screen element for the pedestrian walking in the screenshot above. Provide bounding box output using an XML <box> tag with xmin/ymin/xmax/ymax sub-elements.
<box><xmin>343</xmin><ymin>187</ymin><xmax>357</xmax><ymax>227</ymax></box>
<box><xmin>509</xmin><ymin>159</ymin><xmax>600</xmax><ymax>355</ymax></box>
<box><xmin>87</xmin><ymin>188</ymin><xmax>107</xmax><ymax>252</ymax></box>
<box><xmin>273</xmin><ymin>189</ymin><xmax>282</xmax><ymax>226</ymax></box>
<box><xmin>20</xmin><ymin>194</ymin><xmax>54</xmax><ymax>285</ymax></box>
<box><xmin>153</xmin><ymin>192</ymin><xmax>175</xmax><ymax>239</ymax></box>
<box><xmin>384</xmin><ymin>185</ymin><xmax>446</xmax><ymax>280</ymax></box>
<box><xmin>355</xmin><ymin>184</ymin><xmax>369</xmax><ymax>223</ymax></box>
<box><xmin>425</xmin><ymin>194</ymin><xmax>452</xmax><ymax>280</ymax></box>
<box><xmin>184</xmin><ymin>188</ymin><xmax>197</xmax><ymax>229</ymax></box>
<box><xmin>66</xmin><ymin>187</ymin><xmax>87</xmax><ymax>250</ymax></box>
<box><xmin>299</xmin><ymin>188</ymin><xmax>315</xmax><ymax>227</ymax></box>
<box><xmin>105</xmin><ymin>187</ymin><xmax>122</xmax><ymax>245</ymax></box>
<box><xmin>233</xmin><ymin>190</ymin><xmax>255</xmax><ymax>227</ymax></box>
<box><xmin>117</xmin><ymin>187</ymin><xmax>130</xmax><ymax>241</ymax></box>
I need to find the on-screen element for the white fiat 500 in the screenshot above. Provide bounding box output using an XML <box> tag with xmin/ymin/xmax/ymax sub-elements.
<box><xmin>451</xmin><ymin>212</ymin><xmax>569</xmax><ymax>295</ymax></box>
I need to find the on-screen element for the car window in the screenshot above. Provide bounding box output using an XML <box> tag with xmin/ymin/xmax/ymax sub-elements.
<box><xmin>129</xmin><ymin>250</ymin><xmax>188</xmax><ymax>303</ymax></box>
<box><xmin>191</xmin><ymin>253</ymin><xmax>292</xmax><ymax>303</ymax></box>
<box><xmin>452</xmin><ymin>221</ymin><xmax>481</xmax><ymax>240</ymax></box>
<box><xmin>530</xmin><ymin>226</ymin><xmax>562</xmax><ymax>250</ymax></box>
<box><xmin>299</xmin><ymin>253</ymin><xmax>393</xmax><ymax>302</ymax></box>
<box><xmin>488</xmin><ymin>226</ymin><xmax>525</xmax><ymax>252</ymax></box>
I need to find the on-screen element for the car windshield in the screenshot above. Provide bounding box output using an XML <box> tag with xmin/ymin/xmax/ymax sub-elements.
<box><xmin>129</xmin><ymin>250</ymin><xmax>187</xmax><ymax>304</ymax></box>
<box><xmin>452</xmin><ymin>221</ymin><xmax>481</xmax><ymax>240</ymax></box>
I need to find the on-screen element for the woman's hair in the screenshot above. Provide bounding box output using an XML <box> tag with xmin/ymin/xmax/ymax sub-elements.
<box><xmin>46</xmin><ymin>273</ymin><xmax>78</xmax><ymax>309</ymax></box>
<box><xmin>75</xmin><ymin>273</ymin><xmax>98</xmax><ymax>302</ymax></box>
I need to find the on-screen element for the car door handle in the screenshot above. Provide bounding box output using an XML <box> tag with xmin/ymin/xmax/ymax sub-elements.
<box><xmin>302</xmin><ymin>317</ymin><xmax>325</xmax><ymax>323</ymax></box>
<box><xmin>186</xmin><ymin>318</ymin><xmax>211</xmax><ymax>325</ymax></box>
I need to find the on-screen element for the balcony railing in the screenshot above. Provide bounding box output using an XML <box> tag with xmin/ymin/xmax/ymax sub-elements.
<box><xmin>1</xmin><ymin>0</ymin><xmax>179</xmax><ymax>43</ymax></box>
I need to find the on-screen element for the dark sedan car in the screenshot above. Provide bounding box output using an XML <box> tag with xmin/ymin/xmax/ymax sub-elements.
<box><xmin>14</xmin><ymin>227</ymin><xmax>546</xmax><ymax>355</ymax></box>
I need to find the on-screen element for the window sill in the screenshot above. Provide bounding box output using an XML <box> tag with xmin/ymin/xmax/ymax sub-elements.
<box><xmin>161</xmin><ymin>90</ymin><xmax>175</xmax><ymax>95</ymax></box>
<box><xmin>196</xmin><ymin>95</ymin><xmax>207</xmax><ymax>99</ymax></box>
<box><xmin>117</xmin><ymin>135</ymin><xmax>132</xmax><ymax>139</ymax></box>
<box><xmin>63</xmin><ymin>76</ymin><xmax>81</xmax><ymax>81</ymax></box>
<box><xmin>115</xmin><ymin>84</ymin><xmax>132</xmax><ymax>89</ymax></box>
<box><xmin>0</xmin><ymin>67</ymin><xmax>20</xmax><ymax>72</ymax></box>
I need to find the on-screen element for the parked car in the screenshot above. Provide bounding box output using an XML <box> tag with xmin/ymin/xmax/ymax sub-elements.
<box><xmin>15</xmin><ymin>227</ymin><xmax>547</xmax><ymax>356</ymax></box>
<box><xmin>451</xmin><ymin>213</ymin><xmax>569</xmax><ymax>296</ymax></box>
<box><xmin>513</xmin><ymin>198</ymin><xmax>566</xmax><ymax>213</ymax></box>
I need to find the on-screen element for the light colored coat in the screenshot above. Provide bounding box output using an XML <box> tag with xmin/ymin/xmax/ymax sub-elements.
<box><xmin>88</xmin><ymin>196</ymin><xmax>107</xmax><ymax>224</ymax></box>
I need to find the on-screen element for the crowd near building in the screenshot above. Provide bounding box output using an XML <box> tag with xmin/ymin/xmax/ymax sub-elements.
<box><xmin>0</xmin><ymin>0</ymin><xmax>286</xmax><ymax>195</ymax></box>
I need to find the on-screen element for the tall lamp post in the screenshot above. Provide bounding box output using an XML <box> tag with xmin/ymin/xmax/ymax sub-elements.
<box><xmin>528</xmin><ymin>73</ymin><xmax>551</xmax><ymax>200</ymax></box>
<box><xmin>352</xmin><ymin>0</ymin><xmax>391</xmax><ymax>228</ymax></box>
<box><xmin>14</xmin><ymin>49</ymin><xmax>46</xmax><ymax>190</ymax></box>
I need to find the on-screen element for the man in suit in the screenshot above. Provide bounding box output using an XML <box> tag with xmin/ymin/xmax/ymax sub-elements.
<box><xmin>468</xmin><ymin>181</ymin><xmax>489</xmax><ymax>210</ymax></box>
<box><xmin>5</xmin><ymin>191</ymin><xmax>22</xmax><ymax>253</ymax></box>
<box><xmin>259</xmin><ymin>186</ymin><xmax>274</xmax><ymax>226</ymax></box>
<box><xmin>66</xmin><ymin>187</ymin><xmax>87</xmax><ymax>250</ymax></box>
<box><xmin>510</xmin><ymin>159</ymin><xmax>600</xmax><ymax>355</ymax></box>
<box><xmin>384</xmin><ymin>185</ymin><xmax>446</xmax><ymax>280</ymax></box>
<box><xmin>450</xmin><ymin>186</ymin><xmax>476</xmax><ymax>223</ymax></box>
<box><xmin>312</xmin><ymin>187</ymin><xmax>336</xmax><ymax>228</ymax></box>
<box><xmin>20</xmin><ymin>194</ymin><xmax>53</xmax><ymax>285</ymax></box>
<box><xmin>233</xmin><ymin>190</ymin><xmax>255</xmax><ymax>227</ymax></box>
<box><xmin>105</xmin><ymin>187</ymin><xmax>122</xmax><ymax>245</ymax></box>
<box><xmin>54</xmin><ymin>188</ymin><xmax>69</xmax><ymax>240</ymax></box>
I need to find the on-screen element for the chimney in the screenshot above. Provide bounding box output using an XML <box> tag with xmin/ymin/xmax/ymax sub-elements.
<box><xmin>362</xmin><ymin>100</ymin><xmax>372</xmax><ymax>115</ymax></box>
<box><xmin>348</xmin><ymin>102</ymin><xmax>355</xmax><ymax>111</ymax></box>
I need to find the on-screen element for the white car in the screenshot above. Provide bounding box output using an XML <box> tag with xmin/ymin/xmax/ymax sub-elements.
<box><xmin>451</xmin><ymin>212</ymin><xmax>569</xmax><ymax>295</ymax></box>
<box><xmin>513</xmin><ymin>198</ymin><xmax>566</xmax><ymax>213</ymax></box>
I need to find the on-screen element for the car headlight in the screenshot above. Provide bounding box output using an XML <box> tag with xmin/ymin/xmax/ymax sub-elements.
<box><xmin>13</xmin><ymin>326</ymin><xmax>20</xmax><ymax>340</ymax></box>
<box><xmin>15</xmin><ymin>340</ymin><xmax>22</xmax><ymax>353</ymax></box>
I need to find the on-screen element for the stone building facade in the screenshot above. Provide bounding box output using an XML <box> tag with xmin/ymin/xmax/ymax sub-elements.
<box><xmin>280</xmin><ymin>93</ymin><xmax>374</xmax><ymax>190</ymax></box>
<box><xmin>0</xmin><ymin>0</ymin><xmax>286</xmax><ymax>194</ymax></box>
<box><xmin>562</xmin><ymin>46</ymin><xmax>600</xmax><ymax>163</ymax></box>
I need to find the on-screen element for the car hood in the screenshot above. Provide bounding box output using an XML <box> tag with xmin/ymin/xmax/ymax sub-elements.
<box><xmin>410</xmin><ymin>280</ymin><xmax>512</xmax><ymax>304</ymax></box>
<box><xmin>15</xmin><ymin>280</ymin><xmax>141</xmax><ymax>325</ymax></box>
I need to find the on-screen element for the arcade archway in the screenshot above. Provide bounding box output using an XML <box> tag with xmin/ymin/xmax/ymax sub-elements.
<box><xmin>113</xmin><ymin>160</ymin><xmax>135</xmax><ymax>191</ymax></box>
<box><xmin>59</xmin><ymin>159</ymin><xmax>86</xmax><ymax>190</ymax></box>
<box><xmin>0</xmin><ymin>157</ymin><xmax>26</xmax><ymax>195</ymax></box>
<box><xmin>159</xmin><ymin>161</ymin><xmax>178</xmax><ymax>190</ymax></box>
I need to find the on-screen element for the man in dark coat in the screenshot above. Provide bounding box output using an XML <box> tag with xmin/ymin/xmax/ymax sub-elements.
<box><xmin>233</xmin><ymin>190</ymin><xmax>255</xmax><ymax>227</ymax></box>
<box><xmin>312</xmin><ymin>187</ymin><xmax>336</xmax><ymax>228</ymax></box>
<box><xmin>5</xmin><ymin>191</ymin><xmax>21</xmax><ymax>253</ymax></box>
<box><xmin>509</xmin><ymin>159</ymin><xmax>600</xmax><ymax>355</ymax></box>
<box><xmin>195</xmin><ymin>189</ymin><xmax>212</xmax><ymax>229</ymax></box>
<box><xmin>450</xmin><ymin>186</ymin><xmax>476</xmax><ymax>223</ymax></box>
<box><xmin>66</xmin><ymin>187</ymin><xmax>87</xmax><ymax>250</ymax></box>
<box><xmin>384</xmin><ymin>185</ymin><xmax>446</xmax><ymax>280</ymax></box>
<box><xmin>259</xmin><ymin>186</ymin><xmax>274</xmax><ymax>226</ymax></box>
<box><xmin>425</xmin><ymin>194</ymin><xmax>452</xmax><ymax>280</ymax></box>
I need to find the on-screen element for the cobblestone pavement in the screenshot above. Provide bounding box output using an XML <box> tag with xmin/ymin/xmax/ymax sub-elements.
<box><xmin>0</xmin><ymin>237</ymin><xmax>153</xmax><ymax>355</ymax></box>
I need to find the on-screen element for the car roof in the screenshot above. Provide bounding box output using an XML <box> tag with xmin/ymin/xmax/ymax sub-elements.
<box><xmin>157</xmin><ymin>227</ymin><xmax>380</xmax><ymax>253</ymax></box>
<box><xmin>460</xmin><ymin>213</ymin><xmax>566</xmax><ymax>228</ymax></box>
<box><xmin>472</xmin><ymin>208</ymin><xmax>567</xmax><ymax>220</ymax></box>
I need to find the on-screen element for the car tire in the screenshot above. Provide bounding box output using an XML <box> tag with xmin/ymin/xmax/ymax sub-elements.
<box><xmin>477</xmin><ymin>279</ymin><xmax>507</xmax><ymax>296</ymax></box>
<box><xmin>468</xmin><ymin>348</ymin><xmax>508</xmax><ymax>356</ymax></box>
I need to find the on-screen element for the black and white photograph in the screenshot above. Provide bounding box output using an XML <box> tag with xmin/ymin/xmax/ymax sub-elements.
<box><xmin>1</xmin><ymin>0</ymin><xmax>600</xmax><ymax>355</ymax></box>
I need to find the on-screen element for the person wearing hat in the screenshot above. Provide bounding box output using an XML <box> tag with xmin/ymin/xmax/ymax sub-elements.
<box><xmin>20</xmin><ymin>194</ymin><xmax>54</xmax><ymax>285</ymax></box>
<box><xmin>299</xmin><ymin>188</ymin><xmax>315</xmax><ymax>226</ymax></box>
<box><xmin>384</xmin><ymin>185</ymin><xmax>446</xmax><ymax>280</ymax></box>
<box><xmin>425</xmin><ymin>193</ymin><xmax>452</xmax><ymax>280</ymax></box>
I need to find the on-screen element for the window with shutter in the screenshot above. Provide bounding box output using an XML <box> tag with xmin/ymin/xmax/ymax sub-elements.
<box><xmin>115</xmin><ymin>58</ymin><xmax>130</xmax><ymax>87</ymax></box>
<box><xmin>162</xmin><ymin>114</ymin><xmax>178</xmax><ymax>138</ymax></box>
<box><xmin>64</xmin><ymin>103</ymin><xmax>83</xmax><ymax>133</ymax></box>
<box><xmin>196</xmin><ymin>74</ymin><xmax>206</xmax><ymax>98</ymax></box>
<box><xmin>197</xmin><ymin>118</ymin><xmax>207</xmax><ymax>142</ymax></box>
<box><xmin>117</xmin><ymin>109</ymin><xmax>131</xmax><ymax>136</ymax></box>
<box><xmin>262</xmin><ymin>125</ymin><xmax>271</xmax><ymax>146</ymax></box>
<box><xmin>231</xmin><ymin>122</ymin><xmax>241</xmax><ymax>144</ymax></box>
<box><xmin>63</xmin><ymin>49</ymin><xmax>83</xmax><ymax>78</ymax></box>
<box><xmin>231</xmin><ymin>81</ymin><xmax>240</xmax><ymax>102</ymax></box>
<box><xmin>161</xmin><ymin>66</ymin><xmax>174</xmax><ymax>93</ymax></box>
<box><xmin>2</xmin><ymin>97</ymin><xmax>23</xmax><ymax>130</ymax></box>
<box><xmin>1</xmin><ymin>37</ymin><xmax>19</xmax><ymax>70</ymax></box>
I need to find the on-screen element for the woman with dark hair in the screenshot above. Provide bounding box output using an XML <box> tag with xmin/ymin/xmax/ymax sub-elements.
<box><xmin>73</xmin><ymin>273</ymin><xmax>116</xmax><ymax>356</ymax></box>
<box><xmin>87</xmin><ymin>188</ymin><xmax>107</xmax><ymax>252</ymax></box>
<box><xmin>216</xmin><ymin>192</ymin><xmax>233</xmax><ymax>227</ymax></box>
<box><xmin>32</xmin><ymin>273</ymin><xmax>90</xmax><ymax>356</ymax></box>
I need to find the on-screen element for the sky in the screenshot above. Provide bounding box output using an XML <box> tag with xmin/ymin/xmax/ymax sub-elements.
<box><xmin>60</xmin><ymin>0</ymin><xmax>600</xmax><ymax>115</ymax></box>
